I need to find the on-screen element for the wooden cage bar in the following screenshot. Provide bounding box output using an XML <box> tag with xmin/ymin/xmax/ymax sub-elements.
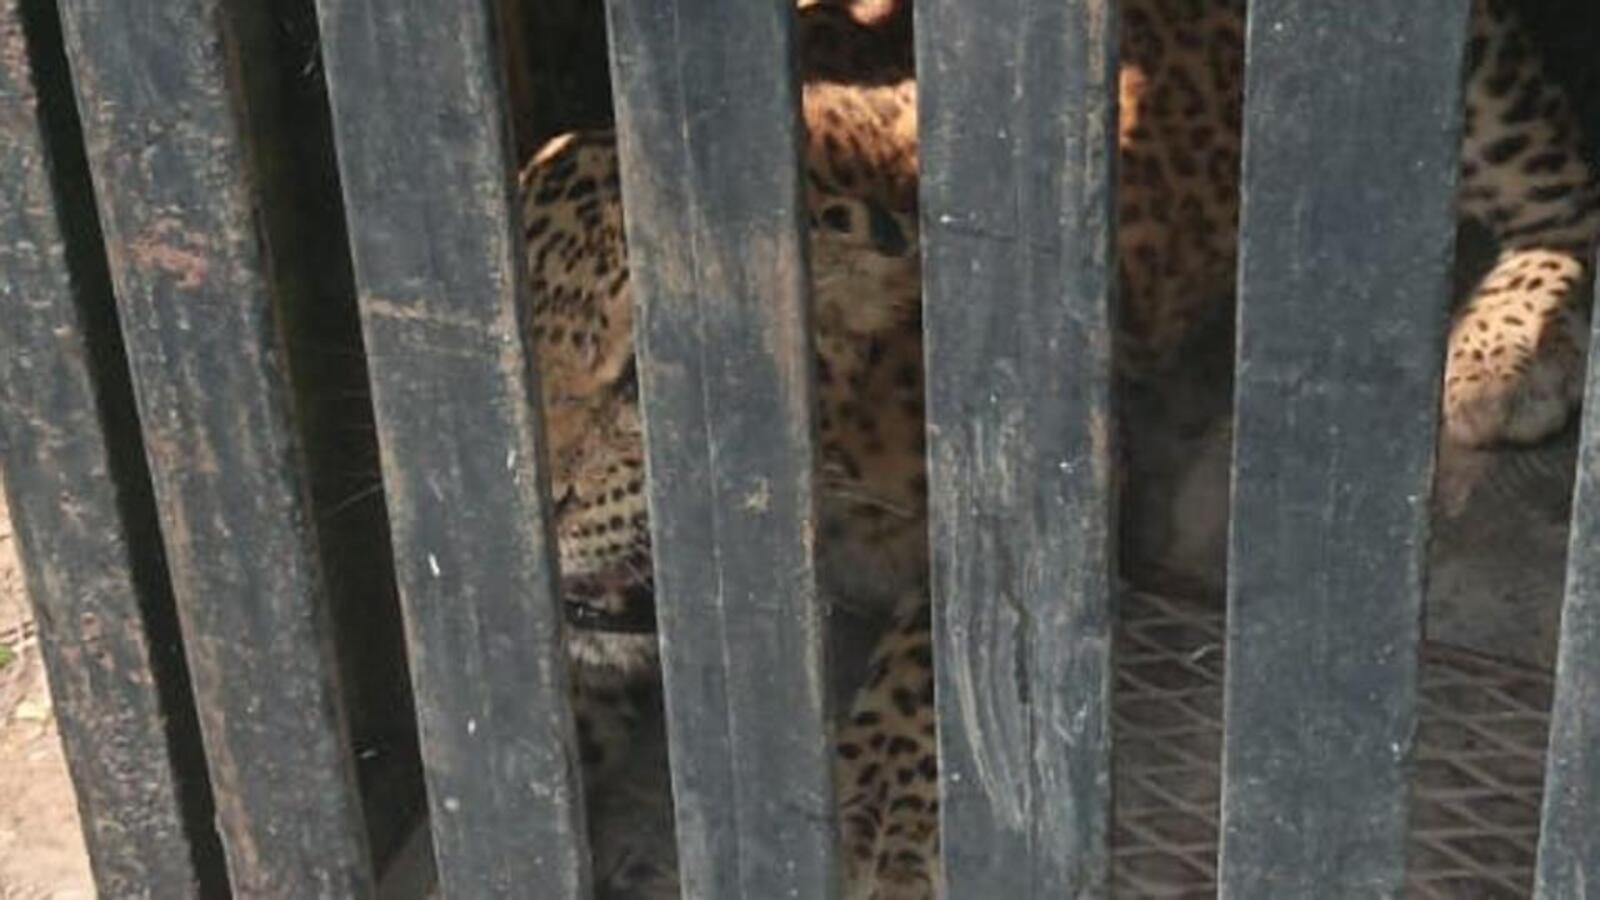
<box><xmin>312</xmin><ymin>0</ymin><xmax>591</xmax><ymax>895</ymax></box>
<box><xmin>1219</xmin><ymin>1</ymin><xmax>1471</xmax><ymax>895</ymax></box>
<box><xmin>1535</xmin><ymin>256</ymin><xmax>1600</xmax><ymax>895</ymax></box>
<box><xmin>916</xmin><ymin>0</ymin><xmax>1120</xmax><ymax>894</ymax></box>
<box><xmin>0</xmin><ymin>0</ymin><xmax>222</xmax><ymax>892</ymax></box>
<box><xmin>603</xmin><ymin>0</ymin><xmax>838</xmax><ymax>895</ymax></box>
<box><xmin>53</xmin><ymin>0</ymin><xmax>381</xmax><ymax>891</ymax></box>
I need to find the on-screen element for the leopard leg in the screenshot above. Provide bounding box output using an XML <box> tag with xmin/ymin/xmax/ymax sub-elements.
<box><xmin>1445</xmin><ymin>0</ymin><xmax>1600</xmax><ymax>446</ymax></box>
<box><xmin>1112</xmin><ymin>0</ymin><xmax>1245</xmax><ymax>374</ymax></box>
<box><xmin>837</xmin><ymin>592</ymin><xmax>940</xmax><ymax>900</ymax></box>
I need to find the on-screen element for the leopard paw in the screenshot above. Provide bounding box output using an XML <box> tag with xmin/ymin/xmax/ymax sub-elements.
<box><xmin>1442</xmin><ymin>306</ymin><xmax>1587</xmax><ymax>447</ymax></box>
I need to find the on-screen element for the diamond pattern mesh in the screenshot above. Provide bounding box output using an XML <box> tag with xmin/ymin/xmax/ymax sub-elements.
<box><xmin>1113</xmin><ymin>592</ymin><xmax>1551</xmax><ymax>898</ymax></box>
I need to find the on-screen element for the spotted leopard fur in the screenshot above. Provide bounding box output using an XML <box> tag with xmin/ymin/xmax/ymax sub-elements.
<box><xmin>522</xmin><ymin>0</ymin><xmax>1598</xmax><ymax>895</ymax></box>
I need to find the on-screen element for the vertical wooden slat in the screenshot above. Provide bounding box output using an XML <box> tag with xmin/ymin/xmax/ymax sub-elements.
<box><xmin>0</xmin><ymin>1</ymin><xmax>224</xmax><ymax>893</ymax></box>
<box><xmin>917</xmin><ymin>0</ymin><xmax>1119</xmax><ymax>895</ymax></box>
<box><xmin>604</xmin><ymin>1</ymin><xmax>836</xmax><ymax>896</ymax></box>
<box><xmin>1219</xmin><ymin>2</ymin><xmax>1469</xmax><ymax>896</ymax></box>
<box><xmin>221</xmin><ymin>0</ymin><xmax>426</xmax><ymax>869</ymax></box>
<box><xmin>54</xmin><ymin>0</ymin><xmax>377</xmax><ymax>893</ymax></box>
<box><xmin>312</xmin><ymin>0</ymin><xmax>590</xmax><ymax>896</ymax></box>
<box><xmin>1535</xmin><ymin>257</ymin><xmax>1600</xmax><ymax>896</ymax></box>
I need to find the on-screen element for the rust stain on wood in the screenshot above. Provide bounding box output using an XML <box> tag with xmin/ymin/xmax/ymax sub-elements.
<box><xmin>128</xmin><ymin>218</ymin><xmax>210</xmax><ymax>290</ymax></box>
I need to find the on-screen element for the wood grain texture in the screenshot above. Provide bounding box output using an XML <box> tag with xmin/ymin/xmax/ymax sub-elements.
<box><xmin>313</xmin><ymin>0</ymin><xmax>590</xmax><ymax>895</ymax></box>
<box><xmin>1219</xmin><ymin>2</ymin><xmax>1470</xmax><ymax>896</ymax></box>
<box><xmin>917</xmin><ymin>0</ymin><xmax>1119</xmax><ymax>894</ymax></box>
<box><xmin>0</xmin><ymin>1</ymin><xmax>224</xmax><ymax>894</ymax></box>
<box><xmin>55</xmin><ymin>0</ymin><xmax>377</xmax><ymax>893</ymax></box>
<box><xmin>1535</xmin><ymin>256</ymin><xmax>1600</xmax><ymax>897</ymax></box>
<box><xmin>604</xmin><ymin>1</ymin><xmax>836</xmax><ymax>895</ymax></box>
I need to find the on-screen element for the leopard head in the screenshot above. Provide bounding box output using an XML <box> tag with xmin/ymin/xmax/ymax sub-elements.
<box><xmin>525</xmin><ymin>129</ymin><xmax>927</xmax><ymax>681</ymax></box>
<box><xmin>525</xmin><ymin>133</ymin><xmax>658</xmax><ymax>680</ymax></box>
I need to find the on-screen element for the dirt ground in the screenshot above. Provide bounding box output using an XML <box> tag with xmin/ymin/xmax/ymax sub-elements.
<box><xmin>0</xmin><ymin>491</ymin><xmax>94</xmax><ymax>900</ymax></box>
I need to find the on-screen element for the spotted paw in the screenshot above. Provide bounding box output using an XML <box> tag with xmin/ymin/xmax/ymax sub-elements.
<box><xmin>1442</xmin><ymin>306</ymin><xmax>1587</xmax><ymax>447</ymax></box>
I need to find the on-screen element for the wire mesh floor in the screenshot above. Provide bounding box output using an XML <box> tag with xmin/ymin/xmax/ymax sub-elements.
<box><xmin>406</xmin><ymin>591</ymin><xmax>1556</xmax><ymax>898</ymax></box>
<box><xmin>1114</xmin><ymin>592</ymin><xmax>1551</xmax><ymax>898</ymax></box>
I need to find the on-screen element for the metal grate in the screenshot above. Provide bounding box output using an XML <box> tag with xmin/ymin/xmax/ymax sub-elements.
<box><xmin>1113</xmin><ymin>592</ymin><xmax>1550</xmax><ymax>898</ymax></box>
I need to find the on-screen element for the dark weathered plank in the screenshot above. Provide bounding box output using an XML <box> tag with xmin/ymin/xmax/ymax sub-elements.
<box><xmin>916</xmin><ymin>0</ymin><xmax>1118</xmax><ymax>894</ymax></box>
<box><xmin>222</xmin><ymin>0</ymin><xmax>426</xmax><ymax>869</ymax></box>
<box><xmin>0</xmin><ymin>1</ymin><xmax>224</xmax><ymax>893</ymax></box>
<box><xmin>1535</xmin><ymin>261</ymin><xmax>1600</xmax><ymax>896</ymax></box>
<box><xmin>313</xmin><ymin>0</ymin><xmax>590</xmax><ymax>896</ymax></box>
<box><xmin>54</xmin><ymin>0</ymin><xmax>376</xmax><ymax>892</ymax></box>
<box><xmin>1219</xmin><ymin>2</ymin><xmax>1470</xmax><ymax>896</ymax></box>
<box><xmin>604</xmin><ymin>1</ymin><xmax>836</xmax><ymax>895</ymax></box>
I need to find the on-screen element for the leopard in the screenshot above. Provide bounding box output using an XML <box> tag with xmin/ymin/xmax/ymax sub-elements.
<box><xmin>520</xmin><ymin>0</ymin><xmax>1599</xmax><ymax>896</ymax></box>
